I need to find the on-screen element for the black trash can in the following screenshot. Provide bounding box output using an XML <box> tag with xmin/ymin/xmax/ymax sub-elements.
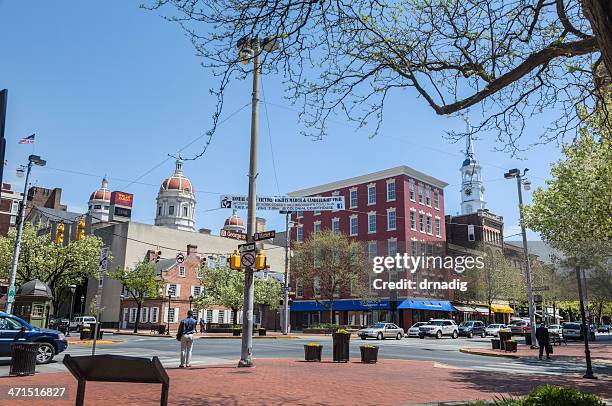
<box><xmin>499</xmin><ymin>331</ymin><xmax>512</xmax><ymax>350</ymax></box>
<box><xmin>258</xmin><ymin>328</ymin><xmax>266</xmax><ymax>336</ymax></box>
<box><xmin>360</xmin><ymin>345</ymin><xmax>379</xmax><ymax>363</ymax></box>
<box><xmin>491</xmin><ymin>339</ymin><xmax>501</xmax><ymax>350</ymax></box>
<box><xmin>10</xmin><ymin>343</ymin><xmax>39</xmax><ymax>376</ymax></box>
<box><xmin>525</xmin><ymin>332</ymin><xmax>532</xmax><ymax>346</ymax></box>
<box><xmin>332</xmin><ymin>332</ymin><xmax>351</xmax><ymax>362</ymax></box>
<box><xmin>158</xmin><ymin>325</ymin><xmax>166</xmax><ymax>335</ymax></box>
<box><xmin>80</xmin><ymin>327</ymin><xmax>91</xmax><ymax>340</ymax></box>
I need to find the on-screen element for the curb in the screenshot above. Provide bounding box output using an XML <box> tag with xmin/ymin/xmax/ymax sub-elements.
<box><xmin>71</xmin><ymin>340</ymin><xmax>122</xmax><ymax>345</ymax></box>
<box><xmin>109</xmin><ymin>332</ymin><xmax>301</xmax><ymax>340</ymax></box>
<box><xmin>459</xmin><ymin>348</ymin><xmax>519</xmax><ymax>359</ymax></box>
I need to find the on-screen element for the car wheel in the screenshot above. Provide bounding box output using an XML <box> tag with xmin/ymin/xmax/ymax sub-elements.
<box><xmin>377</xmin><ymin>332</ymin><xmax>383</xmax><ymax>340</ymax></box>
<box><xmin>360</xmin><ymin>335</ymin><xmax>366</xmax><ymax>340</ymax></box>
<box><xmin>481</xmin><ymin>331</ymin><xmax>486</xmax><ymax>338</ymax></box>
<box><xmin>419</xmin><ymin>335</ymin><xmax>424</xmax><ymax>339</ymax></box>
<box><xmin>452</xmin><ymin>331</ymin><xmax>458</xmax><ymax>339</ymax></box>
<box><xmin>436</xmin><ymin>330</ymin><xmax>442</xmax><ymax>339</ymax></box>
<box><xmin>36</xmin><ymin>342</ymin><xmax>55</xmax><ymax>364</ymax></box>
<box><xmin>396</xmin><ymin>332</ymin><xmax>402</xmax><ymax>340</ymax></box>
<box><xmin>468</xmin><ymin>331</ymin><xmax>473</xmax><ymax>338</ymax></box>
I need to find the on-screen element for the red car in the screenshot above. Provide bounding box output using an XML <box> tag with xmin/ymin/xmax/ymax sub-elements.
<box><xmin>510</xmin><ymin>321</ymin><xmax>530</xmax><ymax>335</ymax></box>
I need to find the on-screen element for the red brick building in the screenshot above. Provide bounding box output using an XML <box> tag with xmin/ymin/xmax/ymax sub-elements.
<box><xmin>288</xmin><ymin>166</ymin><xmax>454</xmax><ymax>329</ymax></box>
<box><xmin>0</xmin><ymin>183</ymin><xmax>22</xmax><ymax>236</ymax></box>
<box><xmin>119</xmin><ymin>244</ymin><xmax>232</xmax><ymax>332</ymax></box>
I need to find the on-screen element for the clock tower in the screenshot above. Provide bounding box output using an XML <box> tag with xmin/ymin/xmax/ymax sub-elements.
<box><xmin>460</xmin><ymin>133</ymin><xmax>486</xmax><ymax>214</ymax></box>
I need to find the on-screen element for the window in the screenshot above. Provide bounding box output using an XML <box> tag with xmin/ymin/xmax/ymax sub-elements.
<box><xmin>296</xmin><ymin>225</ymin><xmax>303</xmax><ymax>242</ymax></box>
<box><xmin>350</xmin><ymin>216</ymin><xmax>358</xmax><ymax>236</ymax></box>
<box><xmin>410</xmin><ymin>211</ymin><xmax>416</xmax><ymax>230</ymax></box>
<box><xmin>11</xmin><ymin>201</ymin><xmax>18</xmax><ymax>214</ymax></box>
<box><xmin>435</xmin><ymin>218</ymin><xmax>441</xmax><ymax>236</ymax></box>
<box><xmin>418</xmin><ymin>184</ymin><xmax>424</xmax><ymax>204</ymax></box>
<box><xmin>158</xmin><ymin>206</ymin><xmax>162</xmax><ymax>216</ymax></box>
<box><xmin>192</xmin><ymin>286</ymin><xmax>202</xmax><ymax>297</ymax></box>
<box><xmin>9</xmin><ymin>215</ymin><xmax>15</xmax><ymax>225</ymax></box>
<box><xmin>151</xmin><ymin>307</ymin><xmax>159</xmax><ymax>323</ymax></box>
<box><xmin>130</xmin><ymin>308</ymin><xmax>137</xmax><ymax>323</ymax></box>
<box><xmin>183</xmin><ymin>206</ymin><xmax>188</xmax><ymax>217</ymax></box>
<box><xmin>409</xmin><ymin>180</ymin><xmax>415</xmax><ymax>201</ymax></box>
<box><xmin>179</xmin><ymin>266</ymin><xmax>186</xmax><ymax>277</ymax></box>
<box><xmin>314</xmin><ymin>196</ymin><xmax>322</xmax><ymax>216</ymax></box>
<box><xmin>217</xmin><ymin>310</ymin><xmax>225</xmax><ymax>323</ymax></box>
<box><xmin>167</xmin><ymin>284</ymin><xmax>178</xmax><ymax>297</ymax></box>
<box><xmin>426</xmin><ymin>216</ymin><xmax>432</xmax><ymax>234</ymax></box>
<box><xmin>386</xmin><ymin>180</ymin><xmax>396</xmax><ymax>201</ymax></box>
<box><xmin>387</xmin><ymin>209</ymin><xmax>396</xmax><ymax>231</ymax></box>
<box><xmin>94</xmin><ymin>204</ymin><xmax>102</xmax><ymax>210</ymax></box>
<box><xmin>332</xmin><ymin>218</ymin><xmax>340</xmax><ymax>234</ymax></box>
<box><xmin>367</xmin><ymin>184</ymin><xmax>376</xmax><ymax>205</ymax></box>
<box><xmin>32</xmin><ymin>304</ymin><xmax>44</xmax><ymax>317</ymax></box>
<box><xmin>332</xmin><ymin>191</ymin><xmax>340</xmax><ymax>211</ymax></box>
<box><xmin>467</xmin><ymin>225</ymin><xmax>476</xmax><ymax>242</ymax></box>
<box><xmin>206</xmin><ymin>309</ymin><xmax>213</xmax><ymax>323</ymax></box>
<box><xmin>313</xmin><ymin>278</ymin><xmax>321</xmax><ymax>296</ymax></box>
<box><xmin>411</xmin><ymin>241</ymin><xmax>418</xmax><ymax>257</ymax></box>
<box><xmin>169</xmin><ymin>205</ymin><xmax>175</xmax><ymax>215</ymax></box>
<box><xmin>425</xmin><ymin>186</ymin><xmax>431</xmax><ymax>206</ymax></box>
<box><xmin>296</xmin><ymin>279</ymin><xmax>304</xmax><ymax>297</ymax></box>
<box><xmin>368</xmin><ymin>212</ymin><xmax>377</xmax><ymax>233</ymax></box>
<box><xmin>0</xmin><ymin>316</ymin><xmax>22</xmax><ymax>330</ymax></box>
<box><xmin>419</xmin><ymin>214</ymin><xmax>425</xmax><ymax>232</ymax></box>
<box><xmin>434</xmin><ymin>190</ymin><xmax>440</xmax><ymax>209</ymax></box>
<box><xmin>388</xmin><ymin>239</ymin><xmax>397</xmax><ymax>257</ymax></box>
<box><xmin>349</xmin><ymin>188</ymin><xmax>358</xmax><ymax>208</ymax></box>
<box><xmin>141</xmin><ymin>308</ymin><xmax>149</xmax><ymax>323</ymax></box>
<box><xmin>313</xmin><ymin>221</ymin><xmax>321</xmax><ymax>234</ymax></box>
<box><xmin>368</xmin><ymin>241</ymin><xmax>377</xmax><ymax>261</ymax></box>
<box><xmin>207</xmin><ymin>256</ymin><xmax>216</xmax><ymax>269</ymax></box>
<box><xmin>296</xmin><ymin>211</ymin><xmax>303</xmax><ymax>218</ymax></box>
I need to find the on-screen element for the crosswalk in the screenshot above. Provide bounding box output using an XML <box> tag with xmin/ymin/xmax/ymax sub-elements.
<box><xmin>470</xmin><ymin>359</ymin><xmax>612</xmax><ymax>376</ymax></box>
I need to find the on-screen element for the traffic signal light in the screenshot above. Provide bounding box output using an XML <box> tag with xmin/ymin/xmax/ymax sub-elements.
<box><xmin>229</xmin><ymin>249</ymin><xmax>241</xmax><ymax>270</ymax></box>
<box><xmin>155</xmin><ymin>249</ymin><xmax>162</xmax><ymax>262</ymax></box>
<box><xmin>55</xmin><ymin>222</ymin><xmax>64</xmax><ymax>245</ymax></box>
<box><xmin>76</xmin><ymin>217</ymin><xmax>85</xmax><ymax>240</ymax></box>
<box><xmin>255</xmin><ymin>249</ymin><xmax>266</xmax><ymax>270</ymax></box>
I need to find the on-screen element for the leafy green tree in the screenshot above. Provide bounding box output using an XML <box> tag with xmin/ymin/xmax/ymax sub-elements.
<box><xmin>109</xmin><ymin>260</ymin><xmax>164</xmax><ymax>333</ymax></box>
<box><xmin>147</xmin><ymin>0</ymin><xmax>612</xmax><ymax>152</ymax></box>
<box><xmin>0</xmin><ymin>223</ymin><xmax>104</xmax><ymax>312</ymax></box>
<box><xmin>291</xmin><ymin>230</ymin><xmax>370</xmax><ymax>324</ymax></box>
<box><xmin>254</xmin><ymin>275</ymin><xmax>282</xmax><ymax>327</ymax></box>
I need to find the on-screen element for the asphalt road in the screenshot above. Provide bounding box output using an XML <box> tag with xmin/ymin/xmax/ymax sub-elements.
<box><xmin>2</xmin><ymin>333</ymin><xmax>610</xmax><ymax>378</ymax></box>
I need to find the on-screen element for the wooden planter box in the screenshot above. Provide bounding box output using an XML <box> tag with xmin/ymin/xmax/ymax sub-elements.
<box><xmin>505</xmin><ymin>340</ymin><xmax>517</xmax><ymax>352</ymax></box>
<box><xmin>360</xmin><ymin>346</ymin><xmax>379</xmax><ymax>363</ymax></box>
<box><xmin>304</xmin><ymin>345</ymin><xmax>322</xmax><ymax>362</ymax></box>
<box><xmin>332</xmin><ymin>332</ymin><xmax>351</xmax><ymax>363</ymax></box>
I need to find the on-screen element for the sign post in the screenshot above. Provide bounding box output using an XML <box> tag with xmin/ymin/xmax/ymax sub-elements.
<box><xmin>92</xmin><ymin>246</ymin><xmax>109</xmax><ymax>355</ymax></box>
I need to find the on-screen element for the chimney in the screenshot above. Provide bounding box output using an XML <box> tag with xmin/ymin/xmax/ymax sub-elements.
<box><xmin>187</xmin><ymin>244</ymin><xmax>198</xmax><ymax>255</ymax></box>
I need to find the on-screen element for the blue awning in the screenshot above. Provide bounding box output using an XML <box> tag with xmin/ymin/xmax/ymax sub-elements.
<box><xmin>397</xmin><ymin>299</ymin><xmax>456</xmax><ymax>312</ymax></box>
<box><xmin>291</xmin><ymin>299</ymin><xmax>390</xmax><ymax>312</ymax></box>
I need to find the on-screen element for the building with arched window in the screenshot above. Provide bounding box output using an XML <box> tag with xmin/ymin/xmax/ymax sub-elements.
<box><xmin>154</xmin><ymin>159</ymin><xmax>196</xmax><ymax>232</ymax></box>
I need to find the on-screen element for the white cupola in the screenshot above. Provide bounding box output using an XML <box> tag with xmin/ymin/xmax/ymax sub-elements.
<box><xmin>155</xmin><ymin>159</ymin><xmax>196</xmax><ymax>232</ymax></box>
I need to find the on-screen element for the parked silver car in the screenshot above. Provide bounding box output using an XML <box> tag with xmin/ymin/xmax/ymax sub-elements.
<box><xmin>358</xmin><ymin>322</ymin><xmax>404</xmax><ymax>340</ymax></box>
<box><xmin>407</xmin><ymin>322</ymin><xmax>428</xmax><ymax>337</ymax></box>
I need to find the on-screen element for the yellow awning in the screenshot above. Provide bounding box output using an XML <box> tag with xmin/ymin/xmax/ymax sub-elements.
<box><xmin>490</xmin><ymin>304</ymin><xmax>514</xmax><ymax>313</ymax></box>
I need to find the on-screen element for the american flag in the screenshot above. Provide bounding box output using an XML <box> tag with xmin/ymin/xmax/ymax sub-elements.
<box><xmin>18</xmin><ymin>134</ymin><xmax>35</xmax><ymax>144</ymax></box>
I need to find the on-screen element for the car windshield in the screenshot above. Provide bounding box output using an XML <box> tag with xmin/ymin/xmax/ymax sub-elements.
<box><xmin>83</xmin><ymin>317</ymin><xmax>96</xmax><ymax>322</ymax></box>
<box><xmin>488</xmin><ymin>324</ymin><xmax>501</xmax><ymax>328</ymax></box>
<box><xmin>563</xmin><ymin>323</ymin><xmax>581</xmax><ymax>329</ymax></box>
<box><xmin>412</xmin><ymin>322</ymin><xmax>426</xmax><ymax>328</ymax></box>
<box><xmin>459</xmin><ymin>322</ymin><xmax>472</xmax><ymax>327</ymax></box>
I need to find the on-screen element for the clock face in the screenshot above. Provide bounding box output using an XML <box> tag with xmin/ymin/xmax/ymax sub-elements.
<box><xmin>465</xmin><ymin>188</ymin><xmax>472</xmax><ymax>196</ymax></box>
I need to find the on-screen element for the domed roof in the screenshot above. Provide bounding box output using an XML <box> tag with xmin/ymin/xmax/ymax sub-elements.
<box><xmin>160</xmin><ymin>159</ymin><xmax>194</xmax><ymax>193</ymax></box>
<box><xmin>224</xmin><ymin>209</ymin><xmax>244</xmax><ymax>227</ymax></box>
<box><xmin>89</xmin><ymin>178</ymin><xmax>111</xmax><ymax>201</ymax></box>
<box><xmin>16</xmin><ymin>279</ymin><xmax>53</xmax><ymax>298</ymax></box>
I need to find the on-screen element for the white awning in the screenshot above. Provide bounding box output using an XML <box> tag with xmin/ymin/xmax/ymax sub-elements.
<box><xmin>454</xmin><ymin>305</ymin><xmax>477</xmax><ymax>313</ymax></box>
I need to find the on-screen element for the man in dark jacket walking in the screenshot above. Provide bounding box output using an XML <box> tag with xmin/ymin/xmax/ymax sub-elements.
<box><xmin>536</xmin><ymin>322</ymin><xmax>551</xmax><ymax>360</ymax></box>
<box><xmin>177</xmin><ymin>310</ymin><xmax>197</xmax><ymax>367</ymax></box>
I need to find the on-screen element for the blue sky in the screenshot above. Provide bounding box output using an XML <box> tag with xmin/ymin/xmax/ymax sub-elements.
<box><xmin>0</xmin><ymin>1</ymin><xmax>566</xmax><ymax>240</ymax></box>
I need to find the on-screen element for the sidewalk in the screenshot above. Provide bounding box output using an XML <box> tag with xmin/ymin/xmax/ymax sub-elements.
<box><xmin>2</xmin><ymin>358</ymin><xmax>610</xmax><ymax>405</ymax></box>
<box><xmin>461</xmin><ymin>342</ymin><xmax>612</xmax><ymax>361</ymax></box>
<box><xmin>109</xmin><ymin>329</ymin><xmax>301</xmax><ymax>340</ymax></box>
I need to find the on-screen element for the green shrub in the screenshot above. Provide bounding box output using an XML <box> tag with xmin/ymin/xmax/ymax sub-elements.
<box><xmin>521</xmin><ymin>385</ymin><xmax>604</xmax><ymax>406</ymax></box>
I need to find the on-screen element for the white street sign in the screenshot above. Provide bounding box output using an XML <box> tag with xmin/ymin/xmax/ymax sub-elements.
<box><xmin>220</xmin><ymin>195</ymin><xmax>345</xmax><ymax>211</ymax></box>
<box><xmin>241</xmin><ymin>251</ymin><xmax>256</xmax><ymax>268</ymax></box>
<box><xmin>96</xmin><ymin>247</ymin><xmax>110</xmax><ymax>308</ymax></box>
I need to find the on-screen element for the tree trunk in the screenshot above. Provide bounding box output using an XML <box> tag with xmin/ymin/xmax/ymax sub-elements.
<box><xmin>582</xmin><ymin>0</ymin><xmax>612</xmax><ymax>82</ymax></box>
<box><xmin>134</xmin><ymin>303</ymin><xmax>141</xmax><ymax>333</ymax></box>
<box><xmin>232</xmin><ymin>308</ymin><xmax>238</xmax><ymax>326</ymax></box>
<box><xmin>488</xmin><ymin>300</ymin><xmax>493</xmax><ymax>324</ymax></box>
<box><xmin>258</xmin><ymin>304</ymin><xmax>265</xmax><ymax>328</ymax></box>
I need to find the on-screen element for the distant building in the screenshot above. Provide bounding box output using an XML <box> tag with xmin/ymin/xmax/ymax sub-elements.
<box><xmin>26</xmin><ymin>186</ymin><xmax>66</xmax><ymax>217</ymax></box>
<box><xmin>155</xmin><ymin>159</ymin><xmax>196</xmax><ymax>232</ymax></box>
<box><xmin>222</xmin><ymin>209</ymin><xmax>245</xmax><ymax>233</ymax></box>
<box><xmin>0</xmin><ymin>183</ymin><xmax>22</xmax><ymax>236</ymax></box>
<box><xmin>460</xmin><ymin>134</ymin><xmax>486</xmax><ymax>214</ymax></box>
<box><xmin>88</xmin><ymin>178</ymin><xmax>111</xmax><ymax>223</ymax></box>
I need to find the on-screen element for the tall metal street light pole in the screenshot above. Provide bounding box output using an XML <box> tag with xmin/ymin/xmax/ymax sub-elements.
<box><xmin>237</xmin><ymin>35</ymin><xmax>277</xmax><ymax>367</ymax></box>
<box><xmin>0</xmin><ymin>89</ymin><xmax>7</xmax><ymax>201</ymax></box>
<box><xmin>279</xmin><ymin>210</ymin><xmax>292</xmax><ymax>335</ymax></box>
<box><xmin>504</xmin><ymin>168</ymin><xmax>537</xmax><ymax>347</ymax></box>
<box><xmin>575</xmin><ymin>263</ymin><xmax>596</xmax><ymax>379</ymax></box>
<box><xmin>5</xmin><ymin>154</ymin><xmax>46</xmax><ymax>314</ymax></box>
<box><xmin>67</xmin><ymin>285</ymin><xmax>77</xmax><ymax>337</ymax></box>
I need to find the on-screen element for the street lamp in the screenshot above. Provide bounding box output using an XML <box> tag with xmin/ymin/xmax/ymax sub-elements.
<box><xmin>66</xmin><ymin>285</ymin><xmax>77</xmax><ymax>337</ymax></box>
<box><xmin>118</xmin><ymin>294</ymin><xmax>124</xmax><ymax>331</ymax></box>
<box><xmin>237</xmin><ymin>35</ymin><xmax>277</xmax><ymax>368</ymax></box>
<box><xmin>5</xmin><ymin>155</ymin><xmax>46</xmax><ymax>313</ymax></box>
<box><xmin>189</xmin><ymin>295</ymin><xmax>194</xmax><ymax>313</ymax></box>
<box><xmin>504</xmin><ymin>168</ymin><xmax>537</xmax><ymax>348</ymax></box>
<box><xmin>80</xmin><ymin>295</ymin><xmax>85</xmax><ymax>315</ymax></box>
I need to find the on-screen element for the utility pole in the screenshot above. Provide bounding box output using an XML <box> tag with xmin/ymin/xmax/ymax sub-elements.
<box><xmin>504</xmin><ymin>168</ymin><xmax>536</xmax><ymax>347</ymax></box>
<box><xmin>0</xmin><ymin>89</ymin><xmax>7</xmax><ymax>201</ymax></box>
<box><xmin>281</xmin><ymin>210</ymin><xmax>291</xmax><ymax>335</ymax></box>
<box><xmin>5</xmin><ymin>155</ymin><xmax>46</xmax><ymax>313</ymax></box>
<box><xmin>576</xmin><ymin>264</ymin><xmax>596</xmax><ymax>379</ymax></box>
<box><xmin>238</xmin><ymin>39</ymin><xmax>260</xmax><ymax>368</ymax></box>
